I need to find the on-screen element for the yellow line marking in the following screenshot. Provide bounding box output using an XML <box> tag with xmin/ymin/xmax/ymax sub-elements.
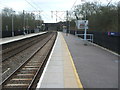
<box><xmin>61</xmin><ymin>33</ymin><xmax>83</xmax><ymax>89</ymax></box>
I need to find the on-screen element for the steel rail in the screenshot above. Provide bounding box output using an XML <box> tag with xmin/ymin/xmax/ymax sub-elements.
<box><xmin>1</xmin><ymin>32</ymin><xmax>57</xmax><ymax>89</ymax></box>
<box><xmin>2</xmin><ymin>32</ymin><xmax>49</xmax><ymax>62</ymax></box>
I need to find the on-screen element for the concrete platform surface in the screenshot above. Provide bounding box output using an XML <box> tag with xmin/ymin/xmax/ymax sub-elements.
<box><xmin>63</xmin><ymin>33</ymin><xmax>119</xmax><ymax>88</ymax></box>
<box><xmin>36</xmin><ymin>32</ymin><xmax>83</xmax><ymax>88</ymax></box>
<box><xmin>0</xmin><ymin>32</ymin><xmax>47</xmax><ymax>45</ymax></box>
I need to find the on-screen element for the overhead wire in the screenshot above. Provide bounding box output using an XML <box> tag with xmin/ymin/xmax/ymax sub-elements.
<box><xmin>0</xmin><ymin>0</ymin><xmax>52</xmax><ymax>22</ymax></box>
<box><xmin>25</xmin><ymin>0</ymin><xmax>78</xmax><ymax>22</ymax></box>
<box><xmin>68</xmin><ymin>0</ymin><xmax>79</xmax><ymax>20</ymax></box>
<box><xmin>70</xmin><ymin>0</ymin><xmax>78</xmax><ymax>11</ymax></box>
<box><xmin>24</xmin><ymin>0</ymin><xmax>38</xmax><ymax>11</ymax></box>
<box><xmin>28</xmin><ymin>0</ymin><xmax>67</xmax><ymax>22</ymax></box>
<box><xmin>26</xmin><ymin>0</ymin><xmax>51</xmax><ymax>21</ymax></box>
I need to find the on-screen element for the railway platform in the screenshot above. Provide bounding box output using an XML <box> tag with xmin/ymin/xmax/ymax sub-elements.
<box><xmin>1</xmin><ymin>31</ymin><xmax>118</xmax><ymax>89</ymax></box>
<box><xmin>0</xmin><ymin>32</ymin><xmax>47</xmax><ymax>45</ymax></box>
<box><xmin>36</xmin><ymin>32</ymin><xmax>118</xmax><ymax>89</ymax></box>
<box><xmin>36</xmin><ymin>32</ymin><xmax>83</xmax><ymax>88</ymax></box>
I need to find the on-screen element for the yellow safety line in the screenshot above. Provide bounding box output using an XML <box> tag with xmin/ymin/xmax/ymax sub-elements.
<box><xmin>61</xmin><ymin>33</ymin><xmax>84</xmax><ymax>89</ymax></box>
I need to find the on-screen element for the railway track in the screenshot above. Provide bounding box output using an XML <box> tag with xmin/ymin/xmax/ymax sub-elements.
<box><xmin>1</xmin><ymin>32</ymin><xmax>57</xmax><ymax>89</ymax></box>
<box><xmin>2</xmin><ymin>32</ymin><xmax>53</xmax><ymax>81</ymax></box>
<box><xmin>2</xmin><ymin>32</ymin><xmax>49</xmax><ymax>61</ymax></box>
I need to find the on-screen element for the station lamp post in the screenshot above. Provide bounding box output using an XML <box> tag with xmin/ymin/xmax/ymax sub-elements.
<box><xmin>84</xmin><ymin>10</ymin><xmax>87</xmax><ymax>41</ymax></box>
<box><xmin>12</xmin><ymin>11</ymin><xmax>15</xmax><ymax>37</ymax></box>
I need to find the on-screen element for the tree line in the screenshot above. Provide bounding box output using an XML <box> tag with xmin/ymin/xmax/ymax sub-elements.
<box><xmin>69</xmin><ymin>2</ymin><xmax>118</xmax><ymax>32</ymax></box>
<box><xmin>2</xmin><ymin>8</ymin><xmax>43</xmax><ymax>31</ymax></box>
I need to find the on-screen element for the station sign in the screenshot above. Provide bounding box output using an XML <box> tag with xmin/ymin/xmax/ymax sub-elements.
<box><xmin>75</xmin><ymin>20</ymin><xmax>88</xmax><ymax>29</ymax></box>
<box><xmin>108</xmin><ymin>32</ymin><xmax>120</xmax><ymax>36</ymax></box>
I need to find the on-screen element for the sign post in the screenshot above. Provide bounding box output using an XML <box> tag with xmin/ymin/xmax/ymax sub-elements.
<box><xmin>75</xmin><ymin>20</ymin><xmax>88</xmax><ymax>40</ymax></box>
<box><xmin>84</xmin><ymin>20</ymin><xmax>88</xmax><ymax>40</ymax></box>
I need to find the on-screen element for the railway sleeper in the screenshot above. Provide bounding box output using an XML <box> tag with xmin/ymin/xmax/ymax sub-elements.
<box><xmin>2</xmin><ymin>32</ymin><xmax>57</xmax><ymax>89</ymax></box>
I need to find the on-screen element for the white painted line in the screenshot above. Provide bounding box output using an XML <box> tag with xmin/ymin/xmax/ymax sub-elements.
<box><xmin>36</xmin><ymin>32</ymin><xmax>58</xmax><ymax>89</ymax></box>
<box><xmin>2</xmin><ymin>68</ymin><xmax>10</xmax><ymax>75</ymax></box>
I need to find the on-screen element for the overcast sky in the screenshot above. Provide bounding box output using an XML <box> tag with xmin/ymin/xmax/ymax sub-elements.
<box><xmin>0</xmin><ymin>0</ymin><xmax>119</xmax><ymax>23</ymax></box>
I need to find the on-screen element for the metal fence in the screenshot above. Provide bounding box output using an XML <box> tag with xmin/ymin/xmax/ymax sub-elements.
<box><xmin>75</xmin><ymin>33</ymin><xmax>94</xmax><ymax>43</ymax></box>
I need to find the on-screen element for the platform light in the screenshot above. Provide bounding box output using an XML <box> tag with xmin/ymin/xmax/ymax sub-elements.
<box><xmin>12</xmin><ymin>11</ymin><xmax>15</xmax><ymax>37</ymax></box>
